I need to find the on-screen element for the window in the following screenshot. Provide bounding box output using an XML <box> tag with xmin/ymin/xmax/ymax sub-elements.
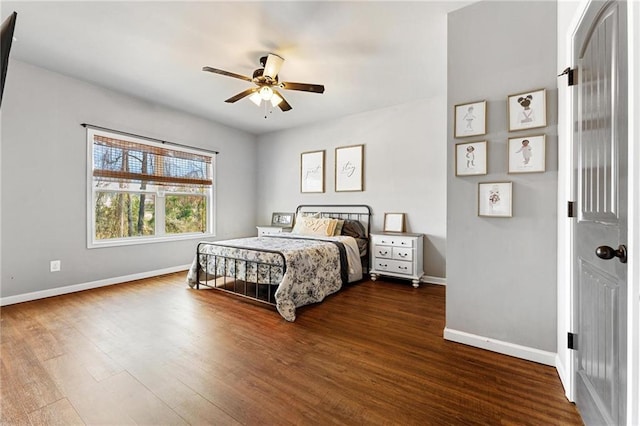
<box><xmin>87</xmin><ymin>128</ymin><xmax>215</xmax><ymax>247</ymax></box>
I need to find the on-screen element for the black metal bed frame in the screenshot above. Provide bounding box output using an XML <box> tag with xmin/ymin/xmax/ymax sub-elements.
<box><xmin>193</xmin><ymin>204</ymin><xmax>372</xmax><ymax>306</ymax></box>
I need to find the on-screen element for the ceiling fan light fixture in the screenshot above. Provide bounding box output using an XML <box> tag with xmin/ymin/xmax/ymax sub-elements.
<box><xmin>263</xmin><ymin>53</ymin><xmax>284</xmax><ymax>79</ymax></box>
<box><xmin>259</xmin><ymin>86</ymin><xmax>274</xmax><ymax>101</ymax></box>
<box><xmin>249</xmin><ymin>92</ymin><xmax>262</xmax><ymax>106</ymax></box>
<box><xmin>270</xmin><ymin>92</ymin><xmax>283</xmax><ymax>107</ymax></box>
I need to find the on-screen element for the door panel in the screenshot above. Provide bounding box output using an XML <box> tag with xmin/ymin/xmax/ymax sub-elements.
<box><xmin>573</xmin><ymin>1</ymin><xmax>627</xmax><ymax>425</ymax></box>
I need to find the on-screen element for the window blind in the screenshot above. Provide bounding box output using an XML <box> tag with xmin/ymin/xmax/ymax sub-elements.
<box><xmin>92</xmin><ymin>135</ymin><xmax>213</xmax><ymax>187</ymax></box>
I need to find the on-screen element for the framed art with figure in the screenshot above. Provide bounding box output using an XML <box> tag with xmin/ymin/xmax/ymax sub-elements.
<box><xmin>507</xmin><ymin>88</ymin><xmax>547</xmax><ymax>131</ymax></box>
<box><xmin>508</xmin><ymin>134</ymin><xmax>546</xmax><ymax>173</ymax></box>
<box><xmin>478</xmin><ymin>181</ymin><xmax>512</xmax><ymax>218</ymax></box>
<box><xmin>454</xmin><ymin>100</ymin><xmax>487</xmax><ymax>138</ymax></box>
<box><xmin>455</xmin><ymin>141</ymin><xmax>487</xmax><ymax>176</ymax></box>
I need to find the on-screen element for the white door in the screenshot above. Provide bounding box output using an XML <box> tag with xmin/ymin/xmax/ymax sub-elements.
<box><xmin>573</xmin><ymin>1</ymin><xmax>628</xmax><ymax>425</ymax></box>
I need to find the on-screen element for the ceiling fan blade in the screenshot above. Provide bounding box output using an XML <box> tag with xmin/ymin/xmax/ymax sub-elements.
<box><xmin>273</xmin><ymin>89</ymin><xmax>292</xmax><ymax>111</ymax></box>
<box><xmin>263</xmin><ymin>53</ymin><xmax>284</xmax><ymax>79</ymax></box>
<box><xmin>281</xmin><ymin>82</ymin><xmax>325</xmax><ymax>94</ymax></box>
<box><xmin>225</xmin><ymin>87</ymin><xmax>258</xmax><ymax>103</ymax></box>
<box><xmin>202</xmin><ymin>66</ymin><xmax>253</xmax><ymax>82</ymax></box>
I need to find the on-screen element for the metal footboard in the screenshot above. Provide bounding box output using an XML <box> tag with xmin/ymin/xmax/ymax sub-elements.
<box><xmin>195</xmin><ymin>241</ymin><xmax>287</xmax><ymax>306</ymax></box>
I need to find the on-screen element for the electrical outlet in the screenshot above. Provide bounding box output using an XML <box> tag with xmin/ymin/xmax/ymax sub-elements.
<box><xmin>50</xmin><ymin>260</ymin><xmax>61</xmax><ymax>272</ymax></box>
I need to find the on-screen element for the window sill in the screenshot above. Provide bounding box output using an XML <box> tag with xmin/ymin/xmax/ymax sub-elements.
<box><xmin>88</xmin><ymin>232</ymin><xmax>215</xmax><ymax>249</ymax></box>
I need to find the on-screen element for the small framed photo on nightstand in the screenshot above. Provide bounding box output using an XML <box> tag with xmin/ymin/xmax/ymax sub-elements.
<box><xmin>383</xmin><ymin>213</ymin><xmax>406</xmax><ymax>232</ymax></box>
<box><xmin>271</xmin><ymin>212</ymin><xmax>294</xmax><ymax>227</ymax></box>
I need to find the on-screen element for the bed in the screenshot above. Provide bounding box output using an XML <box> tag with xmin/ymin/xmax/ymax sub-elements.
<box><xmin>187</xmin><ymin>204</ymin><xmax>372</xmax><ymax>321</ymax></box>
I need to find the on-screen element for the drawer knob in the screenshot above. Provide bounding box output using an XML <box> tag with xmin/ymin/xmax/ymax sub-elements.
<box><xmin>379</xmin><ymin>251</ymin><xmax>388</xmax><ymax>255</ymax></box>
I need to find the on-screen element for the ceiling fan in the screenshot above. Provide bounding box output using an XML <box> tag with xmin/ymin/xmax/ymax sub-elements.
<box><xmin>202</xmin><ymin>53</ymin><xmax>324</xmax><ymax>112</ymax></box>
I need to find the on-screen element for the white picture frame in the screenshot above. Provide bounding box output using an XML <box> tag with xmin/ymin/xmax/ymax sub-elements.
<box><xmin>455</xmin><ymin>141</ymin><xmax>488</xmax><ymax>176</ymax></box>
<box><xmin>478</xmin><ymin>182</ymin><xmax>513</xmax><ymax>218</ymax></box>
<box><xmin>508</xmin><ymin>134</ymin><xmax>546</xmax><ymax>173</ymax></box>
<box><xmin>508</xmin><ymin>88</ymin><xmax>547</xmax><ymax>131</ymax></box>
<box><xmin>300</xmin><ymin>150</ymin><xmax>325</xmax><ymax>193</ymax></box>
<box><xmin>454</xmin><ymin>100</ymin><xmax>487</xmax><ymax>138</ymax></box>
<box><xmin>383</xmin><ymin>213</ymin><xmax>406</xmax><ymax>233</ymax></box>
<box><xmin>335</xmin><ymin>144</ymin><xmax>364</xmax><ymax>192</ymax></box>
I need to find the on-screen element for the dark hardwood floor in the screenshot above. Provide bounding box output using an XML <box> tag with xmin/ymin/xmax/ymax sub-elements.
<box><xmin>1</xmin><ymin>272</ymin><xmax>582</xmax><ymax>425</ymax></box>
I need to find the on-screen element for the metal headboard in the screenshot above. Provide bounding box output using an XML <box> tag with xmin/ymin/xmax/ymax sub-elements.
<box><xmin>295</xmin><ymin>204</ymin><xmax>373</xmax><ymax>238</ymax></box>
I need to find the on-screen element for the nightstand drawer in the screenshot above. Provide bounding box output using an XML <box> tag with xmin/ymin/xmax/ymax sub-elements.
<box><xmin>373</xmin><ymin>259</ymin><xmax>413</xmax><ymax>276</ymax></box>
<box><xmin>256</xmin><ymin>226</ymin><xmax>283</xmax><ymax>236</ymax></box>
<box><xmin>373</xmin><ymin>245</ymin><xmax>393</xmax><ymax>259</ymax></box>
<box><xmin>392</xmin><ymin>247</ymin><xmax>413</xmax><ymax>261</ymax></box>
<box><xmin>372</xmin><ymin>235</ymin><xmax>414</xmax><ymax>248</ymax></box>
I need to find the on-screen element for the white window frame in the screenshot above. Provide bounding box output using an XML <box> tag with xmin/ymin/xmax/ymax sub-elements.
<box><xmin>86</xmin><ymin>128</ymin><xmax>216</xmax><ymax>248</ymax></box>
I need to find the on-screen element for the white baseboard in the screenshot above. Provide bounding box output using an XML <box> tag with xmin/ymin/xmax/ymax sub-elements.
<box><xmin>0</xmin><ymin>264</ymin><xmax>191</xmax><ymax>306</ymax></box>
<box><xmin>443</xmin><ymin>327</ymin><xmax>556</xmax><ymax>366</ymax></box>
<box><xmin>421</xmin><ymin>275</ymin><xmax>446</xmax><ymax>286</ymax></box>
<box><xmin>555</xmin><ymin>353</ymin><xmax>575</xmax><ymax>402</ymax></box>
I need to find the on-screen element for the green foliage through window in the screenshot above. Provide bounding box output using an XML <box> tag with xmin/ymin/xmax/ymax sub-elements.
<box><xmin>95</xmin><ymin>192</ymin><xmax>155</xmax><ymax>239</ymax></box>
<box><xmin>165</xmin><ymin>195</ymin><xmax>206</xmax><ymax>234</ymax></box>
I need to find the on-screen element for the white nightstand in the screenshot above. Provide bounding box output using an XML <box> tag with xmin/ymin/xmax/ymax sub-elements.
<box><xmin>256</xmin><ymin>226</ymin><xmax>287</xmax><ymax>236</ymax></box>
<box><xmin>369</xmin><ymin>232</ymin><xmax>424</xmax><ymax>288</ymax></box>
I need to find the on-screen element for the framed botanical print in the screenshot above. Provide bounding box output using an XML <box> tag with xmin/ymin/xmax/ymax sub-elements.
<box><xmin>507</xmin><ymin>88</ymin><xmax>547</xmax><ymax>131</ymax></box>
<box><xmin>455</xmin><ymin>141</ymin><xmax>487</xmax><ymax>176</ymax></box>
<box><xmin>335</xmin><ymin>144</ymin><xmax>364</xmax><ymax>192</ymax></box>
<box><xmin>508</xmin><ymin>134</ymin><xmax>546</xmax><ymax>173</ymax></box>
<box><xmin>454</xmin><ymin>100</ymin><xmax>487</xmax><ymax>138</ymax></box>
<box><xmin>300</xmin><ymin>150</ymin><xmax>325</xmax><ymax>193</ymax></box>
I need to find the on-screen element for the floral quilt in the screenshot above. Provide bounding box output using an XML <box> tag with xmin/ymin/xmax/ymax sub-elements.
<box><xmin>187</xmin><ymin>234</ymin><xmax>362</xmax><ymax>321</ymax></box>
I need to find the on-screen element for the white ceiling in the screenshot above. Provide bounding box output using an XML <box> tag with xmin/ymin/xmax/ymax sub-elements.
<box><xmin>2</xmin><ymin>1</ymin><xmax>471</xmax><ymax>135</ymax></box>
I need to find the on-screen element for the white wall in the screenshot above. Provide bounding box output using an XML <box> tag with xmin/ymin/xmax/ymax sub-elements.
<box><xmin>256</xmin><ymin>97</ymin><xmax>448</xmax><ymax>281</ymax></box>
<box><xmin>1</xmin><ymin>60</ymin><xmax>258</xmax><ymax>301</ymax></box>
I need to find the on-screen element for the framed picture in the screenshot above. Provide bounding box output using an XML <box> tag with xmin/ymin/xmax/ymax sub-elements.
<box><xmin>508</xmin><ymin>134</ymin><xmax>546</xmax><ymax>173</ymax></box>
<box><xmin>335</xmin><ymin>144</ymin><xmax>364</xmax><ymax>192</ymax></box>
<box><xmin>478</xmin><ymin>182</ymin><xmax>513</xmax><ymax>218</ymax></box>
<box><xmin>271</xmin><ymin>212</ymin><xmax>294</xmax><ymax>227</ymax></box>
<box><xmin>383</xmin><ymin>213</ymin><xmax>406</xmax><ymax>233</ymax></box>
<box><xmin>508</xmin><ymin>88</ymin><xmax>547</xmax><ymax>131</ymax></box>
<box><xmin>454</xmin><ymin>100</ymin><xmax>487</xmax><ymax>138</ymax></box>
<box><xmin>455</xmin><ymin>141</ymin><xmax>487</xmax><ymax>176</ymax></box>
<box><xmin>300</xmin><ymin>150</ymin><xmax>325</xmax><ymax>193</ymax></box>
